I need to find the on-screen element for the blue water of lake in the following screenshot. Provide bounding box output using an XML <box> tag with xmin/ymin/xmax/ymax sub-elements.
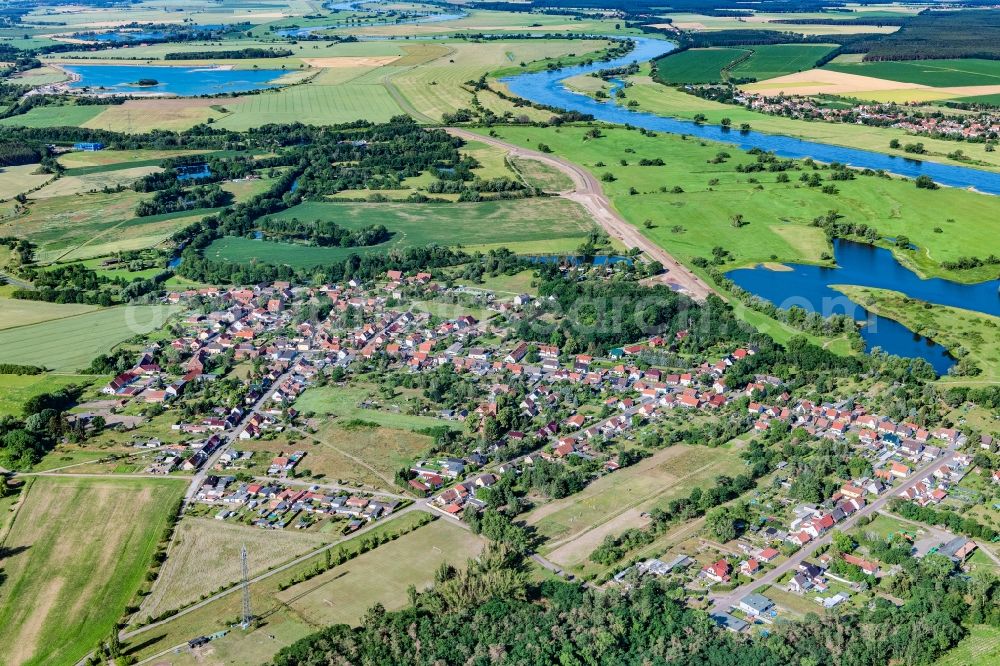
<box><xmin>726</xmin><ymin>240</ymin><xmax>1000</xmax><ymax>372</ymax></box>
<box><xmin>63</xmin><ymin>64</ymin><xmax>286</xmax><ymax>96</ymax></box>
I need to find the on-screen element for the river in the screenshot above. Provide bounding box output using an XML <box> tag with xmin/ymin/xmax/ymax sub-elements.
<box><xmin>502</xmin><ymin>36</ymin><xmax>1000</xmax><ymax>372</ymax></box>
<box><xmin>503</xmin><ymin>36</ymin><xmax>1000</xmax><ymax>195</ymax></box>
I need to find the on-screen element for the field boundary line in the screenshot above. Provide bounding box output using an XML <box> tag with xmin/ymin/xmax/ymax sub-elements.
<box><xmin>543</xmin><ymin>458</ymin><xmax>718</xmax><ymax>553</ymax></box>
<box><xmin>119</xmin><ymin>506</ymin><xmax>428</xmax><ymax>643</ymax></box>
<box><xmin>0</xmin><ymin>476</ymin><xmax>33</xmax><ymax>546</ymax></box>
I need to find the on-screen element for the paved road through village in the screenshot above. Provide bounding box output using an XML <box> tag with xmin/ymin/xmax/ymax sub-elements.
<box><xmin>710</xmin><ymin>448</ymin><xmax>957</xmax><ymax>612</ymax></box>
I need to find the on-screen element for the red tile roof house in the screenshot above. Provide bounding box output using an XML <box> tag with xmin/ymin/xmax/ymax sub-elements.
<box><xmin>843</xmin><ymin>554</ymin><xmax>879</xmax><ymax>576</ymax></box>
<box><xmin>758</xmin><ymin>547</ymin><xmax>780</xmax><ymax>562</ymax></box>
<box><xmin>702</xmin><ymin>559</ymin><xmax>731</xmax><ymax>583</ymax></box>
<box><xmin>701</xmin><ymin>560</ymin><xmax>732</xmax><ymax>583</ymax></box>
<box><xmin>740</xmin><ymin>558</ymin><xmax>761</xmax><ymax>576</ymax></box>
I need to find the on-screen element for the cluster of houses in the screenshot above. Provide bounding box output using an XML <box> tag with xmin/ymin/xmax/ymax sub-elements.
<box><xmin>728</xmin><ymin>89</ymin><xmax>1000</xmax><ymax>141</ymax></box>
<box><xmin>196</xmin><ymin>476</ymin><xmax>400</xmax><ymax>532</ymax></box>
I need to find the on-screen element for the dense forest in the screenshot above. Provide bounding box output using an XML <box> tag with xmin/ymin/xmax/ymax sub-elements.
<box><xmin>272</xmin><ymin>554</ymin><xmax>995</xmax><ymax>666</ymax></box>
<box><xmin>258</xmin><ymin>217</ymin><xmax>392</xmax><ymax>247</ymax></box>
<box><xmin>863</xmin><ymin>9</ymin><xmax>1000</xmax><ymax>60</ymax></box>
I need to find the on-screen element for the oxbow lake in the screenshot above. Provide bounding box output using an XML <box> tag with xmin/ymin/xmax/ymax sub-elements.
<box><xmin>725</xmin><ymin>240</ymin><xmax>1000</xmax><ymax>374</ymax></box>
<box><xmin>503</xmin><ymin>36</ymin><xmax>1000</xmax><ymax>372</ymax></box>
<box><xmin>63</xmin><ymin>65</ymin><xmax>287</xmax><ymax>96</ymax></box>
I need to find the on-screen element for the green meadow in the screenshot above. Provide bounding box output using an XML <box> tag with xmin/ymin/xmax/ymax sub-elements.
<box><xmin>206</xmin><ymin>198</ymin><xmax>597</xmax><ymax>268</ymax></box>
<box><xmin>483</xmin><ymin>125</ymin><xmax>1000</xmax><ymax>283</ymax></box>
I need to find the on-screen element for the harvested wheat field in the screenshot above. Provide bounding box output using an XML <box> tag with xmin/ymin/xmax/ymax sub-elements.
<box><xmin>138</xmin><ymin>517</ymin><xmax>334</xmax><ymax>620</ymax></box>
<box><xmin>742</xmin><ymin>68</ymin><xmax>927</xmax><ymax>96</ymax></box>
<box><xmin>302</xmin><ymin>56</ymin><xmax>399</xmax><ymax>68</ymax></box>
<box><xmin>0</xmin><ymin>476</ymin><xmax>185</xmax><ymax>666</ymax></box>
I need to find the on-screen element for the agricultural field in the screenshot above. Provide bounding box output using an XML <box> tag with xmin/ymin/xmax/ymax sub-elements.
<box><xmin>483</xmin><ymin>125</ymin><xmax>1000</xmax><ymax>283</ymax></box>
<box><xmin>655</xmin><ymin>44</ymin><xmax>834</xmax><ymax>84</ymax></box>
<box><xmin>0</xmin><ymin>296</ymin><xmax>98</xmax><ymax>330</ymax></box>
<box><xmin>216</xmin><ymin>76</ymin><xmax>404</xmax><ymax>130</ymax></box>
<box><xmin>388</xmin><ymin>39</ymin><xmax>609</xmax><ymax>122</ymax></box>
<box><xmin>728</xmin><ymin>44</ymin><xmax>838</xmax><ymax>81</ymax></box>
<box><xmin>274</xmin><ymin>518</ymin><xmax>483</xmax><ymax>625</ymax></box>
<box><xmin>653</xmin><ymin>47</ymin><xmax>750</xmax><ymax>84</ymax></box>
<box><xmin>139</xmin><ymin>517</ymin><xmax>335</xmax><ymax>620</ymax></box>
<box><xmin>328</xmin><ymin>9</ymin><xmax>631</xmax><ymax>38</ymax></box>
<box><xmin>21</xmin><ymin>0</ymin><xmax>318</xmax><ymax>28</ymax></box>
<box><xmin>526</xmin><ymin>444</ymin><xmax>746</xmax><ymax>573</ymax></box>
<box><xmin>0</xmin><ymin>305</ymin><xmax>179</xmax><ymax>371</ymax></box>
<box><xmin>0</xmin><ymin>475</ymin><xmax>186</xmax><ymax>666</ymax></box>
<box><xmin>30</xmin><ymin>166</ymin><xmax>161</xmax><ymax>199</ymax></box>
<box><xmin>824</xmin><ymin>57</ymin><xmax>1000</xmax><ymax>87</ymax></box>
<box><xmin>206</xmin><ymin>198</ymin><xmax>598</xmax><ymax>268</ymax></box>
<box><xmin>651</xmin><ymin>10</ymin><xmax>906</xmax><ymax>35</ymax></box>
<box><xmin>0</xmin><ymin>373</ymin><xmax>102</xmax><ymax>418</ymax></box>
<box><xmin>935</xmin><ymin>625</ymin><xmax>1000</xmax><ymax>666</ymax></box>
<box><xmin>0</xmin><ymin>187</ymin><xmax>217</xmax><ymax>262</ymax></box>
<box><xmin>0</xmin><ymin>104</ymin><xmax>106</xmax><ymax>128</ymax></box>
<box><xmin>0</xmin><ymin>164</ymin><xmax>53</xmax><ymax>199</ymax></box>
<box><xmin>56</xmin><ymin>148</ymin><xmax>209</xmax><ymax>170</ymax></box>
<box><xmin>120</xmin><ymin>511</ymin><xmax>436</xmax><ymax>661</ymax></box>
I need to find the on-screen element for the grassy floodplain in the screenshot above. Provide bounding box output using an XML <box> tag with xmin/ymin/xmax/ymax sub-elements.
<box><xmin>0</xmin><ymin>305</ymin><xmax>179</xmax><ymax>371</ymax></box>
<box><xmin>623</xmin><ymin>70</ymin><xmax>1000</xmax><ymax>172</ymax></box>
<box><xmin>482</xmin><ymin>124</ymin><xmax>1000</xmax><ymax>283</ymax></box>
<box><xmin>206</xmin><ymin>198</ymin><xmax>598</xmax><ymax>268</ymax></box>
<box><xmin>0</xmin><ymin>476</ymin><xmax>186</xmax><ymax>666</ymax></box>
<box><xmin>834</xmin><ymin>286</ymin><xmax>1000</xmax><ymax>383</ymax></box>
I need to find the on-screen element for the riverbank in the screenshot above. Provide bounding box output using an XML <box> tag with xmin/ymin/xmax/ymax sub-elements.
<box><xmin>621</xmin><ymin>71</ymin><xmax>1000</xmax><ymax>175</ymax></box>
<box><xmin>504</xmin><ymin>36</ymin><xmax>1000</xmax><ymax>193</ymax></box>
<box><xmin>833</xmin><ymin>285</ymin><xmax>1000</xmax><ymax>383</ymax></box>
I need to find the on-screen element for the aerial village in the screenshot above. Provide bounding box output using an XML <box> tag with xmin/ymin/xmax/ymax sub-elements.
<box><xmin>67</xmin><ymin>265</ymin><xmax>999</xmax><ymax>632</ymax></box>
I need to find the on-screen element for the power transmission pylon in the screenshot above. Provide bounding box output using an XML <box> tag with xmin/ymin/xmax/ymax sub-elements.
<box><xmin>240</xmin><ymin>543</ymin><xmax>253</xmax><ymax>629</ymax></box>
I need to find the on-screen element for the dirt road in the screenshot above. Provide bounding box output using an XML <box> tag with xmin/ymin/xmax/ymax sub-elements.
<box><xmin>447</xmin><ymin>128</ymin><xmax>715</xmax><ymax>301</ymax></box>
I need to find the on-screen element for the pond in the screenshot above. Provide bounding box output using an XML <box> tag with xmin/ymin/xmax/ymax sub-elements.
<box><xmin>63</xmin><ymin>64</ymin><xmax>287</xmax><ymax>96</ymax></box>
<box><xmin>524</xmin><ymin>254</ymin><xmax>634</xmax><ymax>266</ymax></box>
<box><xmin>176</xmin><ymin>164</ymin><xmax>211</xmax><ymax>181</ymax></box>
<box><xmin>503</xmin><ymin>36</ymin><xmax>1000</xmax><ymax>195</ymax></box>
<box><xmin>726</xmin><ymin>240</ymin><xmax>1000</xmax><ymax>373</ymax></box>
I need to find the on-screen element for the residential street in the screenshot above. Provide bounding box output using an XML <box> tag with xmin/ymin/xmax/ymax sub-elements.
<box><xmin>710</xmin><ymin>449</ymin><xmax>957</xmax><ymax>611</ymax></box>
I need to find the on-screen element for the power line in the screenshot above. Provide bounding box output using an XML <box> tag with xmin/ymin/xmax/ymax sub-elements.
<box><xmin>240</xmin><ymin>543</ymin><xmax>253</xmax><ymax>629</ymax></box>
